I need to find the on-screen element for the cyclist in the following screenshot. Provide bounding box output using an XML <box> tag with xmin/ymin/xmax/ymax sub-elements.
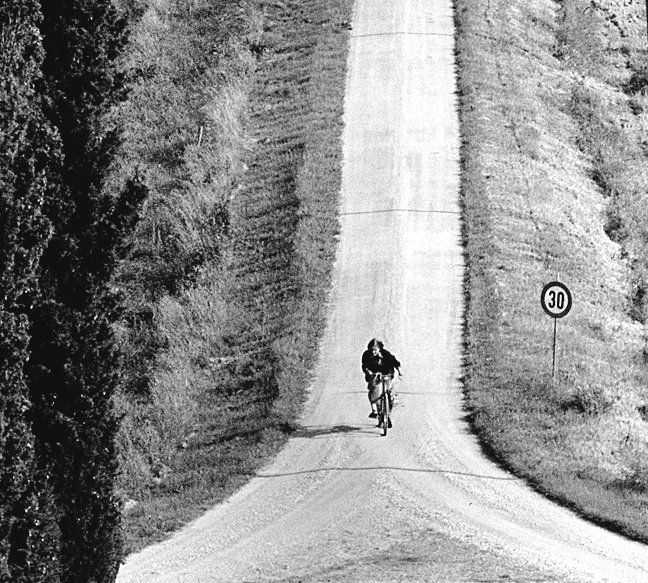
<box><xmin>361</xmin><ymin>338</ymin><xmax>401</xmax><ymax>420</ymax></box>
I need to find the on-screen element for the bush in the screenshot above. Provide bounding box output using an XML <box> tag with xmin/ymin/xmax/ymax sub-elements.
<box><xmin>15</xmin><ymin>1</ymin><xmax>146</xmax><ymax>580</ymax></box>
<box><xmin>0</xmin><ymin>1</ymin><xmax>63</xmax><ymax>580</ymax></box>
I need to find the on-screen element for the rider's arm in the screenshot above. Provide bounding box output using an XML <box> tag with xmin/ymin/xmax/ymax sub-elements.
<box><xmin>361</xmin><ymin>351</ymin><xmax>374</xmax><ymax>376</ymax></box>
<box><xmin>384</xmin><ymin>350</ymin><xmax>401</xmax><ymax>374</ymax></box>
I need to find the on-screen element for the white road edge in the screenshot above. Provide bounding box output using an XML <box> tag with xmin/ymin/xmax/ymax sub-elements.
<box><xmin>117</xmin><ymin>0</ymin><xmax>648</xmax><ymax>581</ymax></box>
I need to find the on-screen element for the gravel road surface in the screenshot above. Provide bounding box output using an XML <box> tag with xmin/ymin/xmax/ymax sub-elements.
<box><xmin>117</xmin><ymin>0</ymin><xmax>648</xmax><ymax>581</ymax></box>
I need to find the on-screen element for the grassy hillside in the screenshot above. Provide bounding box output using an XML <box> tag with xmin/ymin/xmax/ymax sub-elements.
<box><xmin>111</xmin><ymin>0</ymin><xmax>352</xmax><ymax>553</ymax></box>
<box><xmin>457</xmin><ymin>0</ymin><xmax>648</xmax><ymax>541</ymax></box>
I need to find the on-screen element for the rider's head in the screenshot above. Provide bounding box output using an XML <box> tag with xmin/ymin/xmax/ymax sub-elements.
<box><xmin>368</xmin><ymin>338</ymin><xmax>383</xmax><ymax>356</ymax></box>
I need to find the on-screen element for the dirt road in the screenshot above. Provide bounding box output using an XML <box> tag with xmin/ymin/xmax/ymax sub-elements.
<box><xmin>117</xmin><ymin>0</ymin><xmax>648</xmax><ymax>581</ymax></box>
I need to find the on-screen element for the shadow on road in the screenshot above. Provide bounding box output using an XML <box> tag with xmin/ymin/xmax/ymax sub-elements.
<box><xmin>292</xmin><ymin>424</ymin><xmax>374</xmax><ymax>438</ymax></box>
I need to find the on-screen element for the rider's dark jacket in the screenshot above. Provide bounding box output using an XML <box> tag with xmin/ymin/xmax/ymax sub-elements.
<box><xmin>361</xmin><ymin>348</ymin><xmax>401</xmax><ymax>381</ymax></box>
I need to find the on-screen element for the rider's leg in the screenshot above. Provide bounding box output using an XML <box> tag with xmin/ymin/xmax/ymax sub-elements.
<box><xmin>385</xmin><ymin>377</ymin><xmax>395</xmax><ymax>409</ymax></box>
<box><xmin>390</xmin><ymin>379</ymin><xmax>398</xmax><ymax>405</ymax></box>
<box><xmin>368</xmin><ymin>382</ymin><xmax>378</xmax><ymax>417</ymax></box>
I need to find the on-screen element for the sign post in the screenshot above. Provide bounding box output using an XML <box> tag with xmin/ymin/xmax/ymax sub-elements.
<box><xmin>540</xmin><ymin>281</ymin><xmax>572</xmax><ymax>386</ymax></box>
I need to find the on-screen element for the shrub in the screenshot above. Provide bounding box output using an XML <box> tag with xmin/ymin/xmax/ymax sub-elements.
<box><xmin>17</xmin><ymin>1</ymin><xmax>146</xmax><ymax>580</ymax></box>
<box><xmin>0</xmin><ymin>1</ymin><xmax>64</xmax><ymax>580</ymax></box>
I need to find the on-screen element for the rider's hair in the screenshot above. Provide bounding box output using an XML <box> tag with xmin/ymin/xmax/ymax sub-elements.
<box><xmin>367</xmin><ymin>338</ymin><xmax>384</xmax><ymax>350</ymax></box>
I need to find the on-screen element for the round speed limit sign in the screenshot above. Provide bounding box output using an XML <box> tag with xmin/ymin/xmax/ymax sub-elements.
<box><xmin>541</xmin><ymin>281</ymin><xmax>572</xmax><ymax>318</ymax></box>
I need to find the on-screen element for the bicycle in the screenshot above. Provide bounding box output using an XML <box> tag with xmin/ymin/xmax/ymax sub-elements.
<box><xmin>374</xmin><ymin>373</ymin><xmax>394</xmax><ymax>436</ymax></box>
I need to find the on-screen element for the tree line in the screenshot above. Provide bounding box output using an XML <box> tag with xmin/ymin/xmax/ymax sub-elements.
<box><xmin>0</xmin><ymin>1</ymin><xmax>145</xmax><ymax>581</ymax></box>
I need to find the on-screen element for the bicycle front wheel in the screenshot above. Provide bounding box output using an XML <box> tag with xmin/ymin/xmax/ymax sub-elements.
<box><xmin>381</xmin><ymin>391</ymin><xmax>389</xmax><ymax>436</ymax></box>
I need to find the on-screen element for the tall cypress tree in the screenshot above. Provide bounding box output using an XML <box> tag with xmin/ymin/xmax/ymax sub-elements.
<box><xmin>0</xmin><ymin>2</ymin><xmax>64</xmax><ymax>582</ymax></box>
<box><xmin>25</xmin><ymin>1</ymin><xmax>146</xmax><ymax>581</ymax></box>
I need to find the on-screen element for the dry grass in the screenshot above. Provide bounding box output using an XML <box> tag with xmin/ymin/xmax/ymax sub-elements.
<box><xmin>457</xmin><ymin>0</ymin><xmax>648</xmax><ymax>541</ymax></box>
<box><xmin>113</xmin><ymin>0</ymin><xmax>352</xmax><ymax>554</ymax></box>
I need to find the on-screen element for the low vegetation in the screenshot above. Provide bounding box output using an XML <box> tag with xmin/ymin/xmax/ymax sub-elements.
<box><xmin>457</xmin><ymin>0</ymin><xmax>648</xmax><ymax>541</ymax></box>
<box><xmin>113</xmin><ymin>0</ymin><xmax>352</xmax><ymax>554</ymax></box>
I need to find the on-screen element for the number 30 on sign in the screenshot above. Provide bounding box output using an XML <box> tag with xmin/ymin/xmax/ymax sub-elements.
<box><xmin>541</xmin><ymin>281</ymin><xmax>572</xmax><ymax>318</ymax></box>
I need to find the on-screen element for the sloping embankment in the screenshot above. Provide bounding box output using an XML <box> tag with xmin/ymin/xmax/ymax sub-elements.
<box><xmin>457</xmin><ymin>0</ymin><xmax>648</xmax><ymax>541</ymax></box>
<box><xmin>118</xmin><ymin>0</ymin><xmax>353</xmax><ymax>553</ymax></box>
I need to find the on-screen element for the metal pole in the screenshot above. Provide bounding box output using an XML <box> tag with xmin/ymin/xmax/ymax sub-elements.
<box><xmin>553</xmin><ymin>271</ymin><xmax>559</xmax><ymax>387</ymax></box>
<box><xmin>552</xmin><ymin>317</ymin><xmax>558</xmax><ymax>387</ymax></box>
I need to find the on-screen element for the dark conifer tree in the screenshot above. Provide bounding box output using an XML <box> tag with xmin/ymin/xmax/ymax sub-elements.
<box><xmin>0</xmin><ymin>1</ymin><xmax>63</xmax><ymax>582</ymax></box>
<box><xmin>24</xmin><ymin>1</ymin><xmax>146</xmax><ymax>581</ymax></box>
